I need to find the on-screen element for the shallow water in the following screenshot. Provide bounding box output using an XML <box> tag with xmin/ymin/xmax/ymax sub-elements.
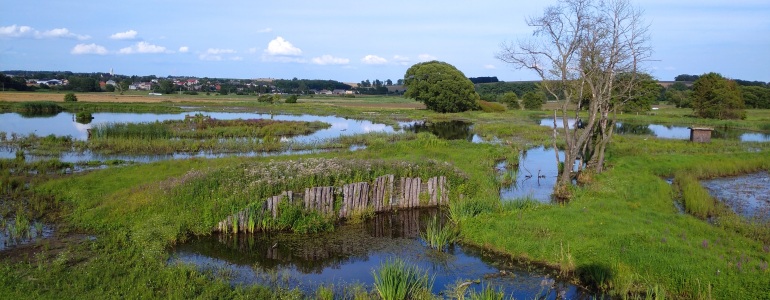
<box><xmin>701</xmin><ymin>171</ymin><xmax>770</xmax><ymax>222</ymax></box>
<box><xmin>0</xmin><ymin>217</ymin><xmax>54</xmax><ymax>251</ymax></box>
<box><xmin>499</xmin><ymin>146</ymin><xmax>564</xmax><ymax>203</ymax></box>
<box><xmin>539</xmin><ymin>118</ymin><xmax>770</xmax><ymax>142</ymax></box>
<box><xmin>0</xmin><ymin>111</ymin><xmax>399</xmax><ymax>162</ymax></box>
<box><xmin>169</xmin><ymin>209</ymin><xmax>592</xmax><ymax>298</ymax></box>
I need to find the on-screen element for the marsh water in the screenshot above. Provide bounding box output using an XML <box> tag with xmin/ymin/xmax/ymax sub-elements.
<box><xmin>539</xmin><ymin>118</ymin><xmax>770</xmax><ymax>142</ymax></box>
<box><xmin>0</xmin><ymin>217</ymin><xmax>55</xmax><ymax>251</ymax></box>
<box><xmin>498</xmin><ymin>146</ymin><xmax>564</xmax><ymax>203</ymax></box>
<box><xmin>701</xmin><ymin>171</ymin><xmax>770</xmax><ymax>222</ymax></box>
<box><xmin>0</xmin><ymin>111</ymin><xmax>403</xmax><ymax>162</ymax></box>
<box><xmin>170</xmin><ymin>209</ymin><xmax>593</xmax><ymax>298</ymax></box>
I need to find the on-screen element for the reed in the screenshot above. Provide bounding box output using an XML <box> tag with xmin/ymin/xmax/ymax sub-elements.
<box><xmin>421</xmin><ymin>215</ymin><xmax>459</xmax><ymax>251</ymax></box>
<box><xmin>468</xmin><ymin>284</ymin><xmax>510</xmax><ymax>300</ymax></box>
<box><xmin>372</xmin><ymin>258</ymin><xmax>434</xmax><ymax>300</ymax></box>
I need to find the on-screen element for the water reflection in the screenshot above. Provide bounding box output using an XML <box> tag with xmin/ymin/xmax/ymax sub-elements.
<box><xmin>404</xmin><ymin>120</ymin><xmax>475</xmax><ymax>141</ymax></box>
<box><xmin>701</xmin><ymin>171</ymin><xmax>770</xmax><ymax>222</ymax></box>
<box><xmin>499</xmin><ymin>146</ymin><xmax>563</xmax><ymax>203</ymax></box>
<box><xmin>538</xmin><ymin>118</ymin><xmax>770</xmax><ymax>142</ymax></box>
<box><xmin>170</xmin><ymin>209</ymin><xmax>592</xmax><ymax>298</ymax></box>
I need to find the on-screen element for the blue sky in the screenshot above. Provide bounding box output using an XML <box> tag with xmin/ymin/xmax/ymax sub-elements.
<box><xmin>1</xmin><ymin>0</ymin><xmax>768</xmax><ymax>83</ymax></box>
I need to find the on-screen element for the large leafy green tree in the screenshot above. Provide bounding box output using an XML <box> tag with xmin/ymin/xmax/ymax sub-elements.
<box><xmin>614</xmin><ymin>73</ymin><xmax>661</xmax><ymax>113</ymax></box>
<box><xmin>403</xmin><ymin>61</ymin><xmax>480</xmax><ymax>113</ymax></box>
<box><xmin>741</xmin><ymin>86</ymin><xmax>770</xmax><ymax>109</ymax></box>
<box><xmin>691</xmin><ymin>72</ymin><xmax>746</xmax><ymax>119</ymax></box>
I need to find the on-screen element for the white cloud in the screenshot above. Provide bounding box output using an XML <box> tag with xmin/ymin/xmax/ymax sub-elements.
<box><xmin>231</xmin><ymin>56</ymin><xmax>244</xmax><ymax>61</ymax></box>
<box><xmin>311</xmin><ymin>55</ymin><xmax>350</xmax><ymax>65</ymax></box>
<box><xmin>393</xmin><ymin>55</ymin><xmax>411</xmax><ymax>65</ymax></box>
<box><xmin>109</xmin><ymin>30</ymin><xmax>138</xmax><ymax>40</ymax></box>
<box><xmin>264</xmin><ymin>36</ymin><xmax>302</xmax><ymax>56</ymax></box>
<box><xmin>484</xmin><ymin>64</ymin><xmax>496</xmax><ymax>69</ymax></box>
<box><xmin>71</xmin><ymin>43</ymin><xmax>108</xmax><ymax>55</ymax></box>
<box><xmin>178</xmin><ymin>46</ymin><xmax>189</xmax><ymax>53</ymax></box>
<box><xmin>1</xmin><ymin>25</ymin><xmax>89</xmax><ymax>40</ymax></box>
<box><xmin>417</xmin><ymin>54</ymin><xmax>437</xmax><ymax>62</ymax></box>
<box><xmin>118</xmin><ymin>41</ymin><xmax>170</xmax><ymax>54</ymax></box>
<box><xmin>361</xmin><ymin>55</ymin><xmax>387</xmax><ymax>65</ymax></box>
<box><xmin>0</xmin><ymin>25</ymin><xmax>34</xmax><ymax>38</ymax></box>
<box><xmin>38</xmin><ymin>28</ymin><xmax>90</xmax><ymax>40</ymax></box>
<box><xmin>257</xmin><ymin>28</ymin><xmax>273</xmax><ymax>33</ymax></box>
<box><xmin>199</xmin><ymin>48</ymin><xmax>237</xmax><ymax>61</ymax></box>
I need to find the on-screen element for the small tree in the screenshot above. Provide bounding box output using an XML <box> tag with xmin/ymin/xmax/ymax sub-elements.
<box><xmin>64</xmin><ymin>92</ymin><xmax>78</xmax><ymax>102</ymax></box>
<box><xmin>285</xmin><ymin>95</ymin><xmax>298</xmax><ymax>103</ymax></box>
<box><xmin>691</xmin><ymin>72</ymin><xmax>745</xmax><ymax>119</ymax></box>
<box><xmin>521</xmin><ymin>91</ymin><xmax>546</xmax><ymax>110</ymax></box>
<box><xmin>403</xmin><ymin>61</ymin><xmax>480</xmax><ymax>113</ymax></box>
<box><xmin>499</xmin><ymin>92</ymin><xmax>521</xmax><ymax>109</ymax></box>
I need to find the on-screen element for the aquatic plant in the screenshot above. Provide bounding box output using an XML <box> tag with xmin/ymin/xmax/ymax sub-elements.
<box><xmin>421</xmin><ymin>215</ymin><xmax>459</xmax><ymax>251</ymax></box>
<box><xmin>468</xmin><ymin>284</ymin><xmax>511</xmax><ymax>300</ymax></box>
<box><xmin>372</xmin><ymin>258</ymin><xmax>434</xmax><ymax>300</ymax></box>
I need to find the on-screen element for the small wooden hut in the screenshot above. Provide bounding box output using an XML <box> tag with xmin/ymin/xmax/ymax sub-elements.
<box><xmin>689</xmin><ymin>127</ymin><xmax>713</xmax><ymax>143</ymax></box>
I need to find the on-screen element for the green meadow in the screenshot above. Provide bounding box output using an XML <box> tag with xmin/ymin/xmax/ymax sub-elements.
<box><xmin>1</xmin><ymin>96</ymin><xmax>769</xmax><ymax>299</ymax></box>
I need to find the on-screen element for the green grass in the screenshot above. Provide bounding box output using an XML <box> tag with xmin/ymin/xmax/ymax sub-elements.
<box><xmin>460</xmin><ymin>151</ymin><xmax>770</xmax><ymax>299</ymax></box>
<box><xmin>2</xmin><ymin>102</ymin><xmax>769</xmax><ymax>298</ymax></box>
<box><xmin>372</xmin><ymin>258</ymin><xmax>434</xmax><ymax>300</ymax></box>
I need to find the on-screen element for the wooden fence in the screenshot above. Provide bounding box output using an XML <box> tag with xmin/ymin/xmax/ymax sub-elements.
<box><xmin>216</xmin><ymin>175</ymin><xmax>448</xmax><ymax>232</ymax></box>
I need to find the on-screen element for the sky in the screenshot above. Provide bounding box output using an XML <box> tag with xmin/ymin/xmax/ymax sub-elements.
<box><xmin>1</xmin><ymin>0</ymin><xmax>769</xmax><ymax>83</ymax></box>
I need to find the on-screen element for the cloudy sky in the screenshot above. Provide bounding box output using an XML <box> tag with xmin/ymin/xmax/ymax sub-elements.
<box><xmin>1</xmin><ymin>0</ymin><xmax>768</xmax><ymax>82</ymax></box>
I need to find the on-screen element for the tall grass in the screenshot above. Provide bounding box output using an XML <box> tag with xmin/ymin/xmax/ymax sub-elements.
<box><xmin>372</xmin><ymin>258</ymin><xmax>434</xmax><ymax>300</ymax></box>
<box><xmin>674</xmin><ymin>173</ymin><xmax>714</xmax><ymax>219</ymax></box>
<box><xmin>420</xmin><ymin>215</ymin><xmax>459</xmax><ymax>251</ymax></box>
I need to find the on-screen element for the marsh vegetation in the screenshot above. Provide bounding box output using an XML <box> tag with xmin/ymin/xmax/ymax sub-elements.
<box><xmin>0</xmin><ymin>94</ymin><xmax>768</xmax><ymax>299</ymax></box>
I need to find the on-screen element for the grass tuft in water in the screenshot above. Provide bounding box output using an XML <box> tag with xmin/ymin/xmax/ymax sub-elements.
<box><xmin>372</xmin><ymin>258</ymin><xmax>434</xmax><ymax>300</ymax></box>
<box><xmin>421</xmin><ymin>215</ymin><xmax>459</xmax><ymax>252</ymax></box>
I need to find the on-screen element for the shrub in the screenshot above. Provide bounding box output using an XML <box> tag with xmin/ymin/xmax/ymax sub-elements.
<box><xmin>499</xmin><ymin>91</ymin><xmax>521</xmax><ymax>109</ymax></box>
<box><xmin>63</xmin><ymin>93</ymin><xmax>78</xmax><ymax>102</ymax></box>
<box><xmin>478</xmin><ymin>100</ymin><xmax>507</xmax><ymax>112</ymax></box>
<box><xmin>522</xmin><ymin>91</ymin><xmax>547</xmax><ymax>110</ymax></box>
<box><xmin>285</xmin><ymin>95</ymin><xmax>298</xmax><ymax>103</ymax></box>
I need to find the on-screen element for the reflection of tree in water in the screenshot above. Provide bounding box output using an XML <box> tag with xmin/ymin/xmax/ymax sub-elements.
<box><xmin>711</xmin><ymin>127</ymin><xmax>743</xmax><ymax>140</ymax></box>
<box><xmin>176</xmin><ymin>209</ymin><xmax>444</xmax><ymax>274</ymax></box>
<box><xmin>405</xmin><ymin>121</ymin><xmax>473</xmax><ymax>141</ymax></box>
<box><xmin>614</xmin><ymin>122</ymin><xmax>654</xmax><ymax>136</ymax></box>
<box><xmin>19</xmin><ymin>111</ymin><xmax>59</xmax><ymax>118</ymax></box>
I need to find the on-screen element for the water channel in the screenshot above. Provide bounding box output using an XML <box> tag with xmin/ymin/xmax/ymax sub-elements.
<box><xmin>538</xmin><ymin>118</ymin><xmax>770</xmax><ymax>142</ymax></box>
<box><xmin>170</xmin><ymin>209</ymin><xmax>594</xmax><ymax>298</ymax></box>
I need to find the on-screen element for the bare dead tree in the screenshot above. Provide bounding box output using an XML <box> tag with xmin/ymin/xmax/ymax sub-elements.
<box><xmin>497</xmin><ymin>0</ymin><xmax>651</xmax><ymax>199</ymax></box>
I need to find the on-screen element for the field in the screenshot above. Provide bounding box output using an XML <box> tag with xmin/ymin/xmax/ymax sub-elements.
<box><xmin>1</xmin><ymin>92</ymin><xmax>769</xmax><ymax>299</ymax></box>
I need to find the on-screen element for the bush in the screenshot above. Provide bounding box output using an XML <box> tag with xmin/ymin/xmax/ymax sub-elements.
<box><xmin>478</xmin><ymin>100</ymin><xmax>507</xmax><ymax>112</ymax></box>
<box><xmin>257</xmin><ymin>95</ymin><xmax>273</xmax><ymax>103</ymax></box>
<box><xmin>499</xmin><ymin>91</ymin><xmax>520</xmax><ymax>109</ymax></box>
<box><xmin>285</xmin><ymin>95</ymin><xmax>298</xmax><ymax>103</ymax></box>
<box><xmin>522</xmin><ymin>91</ymin><xmax>546</xmax><ymax>110</ymax></box>
<box><xmin>63</xmin><ymin>93</ymin><xmax>78</xmax><ymax>102</ymax></box>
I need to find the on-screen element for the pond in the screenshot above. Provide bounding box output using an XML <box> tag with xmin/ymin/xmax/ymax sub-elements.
<box><xmin>701</xmin><ymin>171</ymin><xmax>770</xmax><ymax>222</ymax></box>
<box><xmin>0</xmin><ymin>111</ymin><xmax>401</xmax><ymax>162</ymax></box>
<box><xmin>499</xmin><ymin>146</ymin><xmax>564</xmax><ymax>203</ymax></box>
<box><xmin>404</xmin><ymin>120</ymin><xmax>483</xmax><ymax>143</ymax></box>
<box><xmin>169</xmin><ymin>209</ymin><xmax>593</xmax><ymax>298</ymax></box>
<box><xmin>539</xmin><ymin>118</ymin><xmax>770</xmax><ymax>142</ymax></box>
